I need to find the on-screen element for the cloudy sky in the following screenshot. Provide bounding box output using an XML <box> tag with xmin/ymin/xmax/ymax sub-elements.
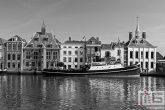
<box><xmin>0</xmin><ymin>0</ymin><xmax>165</xmax><ymax>55</ymax></box>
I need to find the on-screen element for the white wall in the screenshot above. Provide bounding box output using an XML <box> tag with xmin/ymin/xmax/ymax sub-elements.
<box><xmin>127</xmin><ymin>47</ymin><xmax>156</xmax><ymax>72</ymax></box>
<box><xmin>60</xmin><ymin>43</ymin><xmax>85</xmax><ymax>69</ymax></box>
<box><xmin>101</xmin><ymin>47</ymin><xmax>124</xmax><ymax>64</ymax></box>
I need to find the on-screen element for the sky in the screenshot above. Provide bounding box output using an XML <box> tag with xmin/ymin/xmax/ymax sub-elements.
<box><xmin>0</xmin><ymin>0</ymin><xmax>165</xmax><ymax>55</ymax></box>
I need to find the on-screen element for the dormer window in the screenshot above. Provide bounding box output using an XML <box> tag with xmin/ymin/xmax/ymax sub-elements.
<box><xmin>133</xmin><ymin>39</ymin><xmax>137</xmax><ymax>43</ymax></box>
<box><xmin>43</xmin><ymin>36</ymin><xmax>48</xmax><ymax>41</ymax></box>
<box><xmin>47</xmin><ymin>44</ymin><xmax>52</xmax><ymax>48</ymax></box>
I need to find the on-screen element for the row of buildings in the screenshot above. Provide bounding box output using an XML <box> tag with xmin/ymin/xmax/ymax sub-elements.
<box><xmin>0</xmin><ymin>18</ymin><xmax>157</xmax><ymax>73</ymax></box>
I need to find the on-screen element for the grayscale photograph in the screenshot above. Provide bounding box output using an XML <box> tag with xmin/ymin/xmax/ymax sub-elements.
<box><xmin>0</xmin><ymin>0</ymin><xmax>165</xmax><ymax>110</ymax></box>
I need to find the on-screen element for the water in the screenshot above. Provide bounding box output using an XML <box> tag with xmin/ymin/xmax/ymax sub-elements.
<box><xmin>0</xmin><ymin>75</ymin><xmax>165</xmax><ymax>110</ymax></box>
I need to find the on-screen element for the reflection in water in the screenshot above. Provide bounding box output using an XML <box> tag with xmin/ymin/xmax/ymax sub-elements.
<box><xmin>0</xmin><ymin>75</ymin><xmax>165</xmax><ymax>110</ymax></box>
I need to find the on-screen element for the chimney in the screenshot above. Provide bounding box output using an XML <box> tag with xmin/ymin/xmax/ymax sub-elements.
<box><xmin>142</xmin><ymin>32</ymin><xmax>146</xmax><ymax>39</ymax></box>
<box><xmin>69</xmin><ymin>37</ymin><xmax>71</xmax><ymax>41</ymax></box>
<box><xmin>96</xmin><ymin>37</ymin><xmax>99</xmax><ymax>41</ymax></box>
<box><xmin>129</xmin><ymin>32</ymin><xmax>133</xmax><ymax>41</ymax></box>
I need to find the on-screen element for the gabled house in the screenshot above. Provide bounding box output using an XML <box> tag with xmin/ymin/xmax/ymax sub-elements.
<box><xmin>23</xmin><ymin>22</ymin><xmax>60</xmax><ymax>71</ymax></box>
<box><xmin>86</xmin><ymin>37</ymin><xmax>101</xmax><ymax>63</ymax></box>
<box><xmin>5</xmin><ymin>35</ymin><xmax>26</xmax><ymax>71</ymax></box>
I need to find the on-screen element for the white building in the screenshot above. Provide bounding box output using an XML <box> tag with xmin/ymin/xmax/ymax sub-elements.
<box><xmin>124</xmin><ymin>17</ymin><xmax>157</xmax><ymax>73</ymax></box>
<box><xmin>60</xmin><ymin>37</ymin><xmax>85</xmax><ymax>69</ymax></box>
<box><xmin>101</xmin><ymin>42</ymin><xmax>124</xmax><ymax>64</ymax></box>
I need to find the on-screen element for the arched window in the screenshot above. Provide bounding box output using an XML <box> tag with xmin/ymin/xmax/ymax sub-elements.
<box><xmin>105</xmin><ymin>51</ymin><xmax>110</xmax><ymax>58</ymax></box>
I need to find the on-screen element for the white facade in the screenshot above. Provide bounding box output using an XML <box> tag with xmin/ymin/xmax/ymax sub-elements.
<box><xmin>127</xmin><ymin>47</ymin><xmax>156</xmax><ymax>73</ymax></box>
<box><xmin>60</xmin><ymin>43</ymin><xmax>85</xmax><ymax>69</ymax></box>
<box><xmin>101</xmin><ymin>47</ymin><xmax>124</xmax><ymax>64</ymax></box>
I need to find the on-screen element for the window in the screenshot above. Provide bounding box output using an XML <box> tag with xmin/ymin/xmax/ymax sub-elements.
<box><xmin>80</xmin><ymin>50</ymin><xmax>83</xmax><ymax>55</ymax></box>
<box><xmin>145</xmin><ymin>62</ymin><xmax>148</xmax><ymax>69</ymax></box>
<box><xmin>32</xmin><ymin>62</ymin><xmax>35</xmax><ymax>66</ymax></box>
<box><xmin>7</xmin><ymin>43</ymin><xmax>12</xmax><ymax>51</ymax></box>
<box><xmin>80</xmin><ymin>58</ymin><xmax>83</xmax><ymax>62</ymax></box>
<box><xmin>75</xmin><ymin>65</ymin><xmax>77</xmax><ymax>68</ymax></box>
<box><xmin>130</xmin><ymin>51</ymin><xmax>133</xmax><ymax>59</ymax></box>
<box><xmin>136</xmin><ymin>51</ymin><xmax>138</xmax><ymax>59</ymax></box>
<box><xmin>63</xmin><ymin>46</ymin><xmax>66</xmax><ymax>48</ymax></box>
<box><xmin>63</xmin><ymin>57</ymin><xmax>66</xmax><ymax>62</ymax></box>
<box><xmin>68</xmin><ymin>51</ymin><xmax>72</xmax><ymax>55</ymax></box>
<box><xmin>13</xmin><ymin>43</ymin><xmax>17</xmax><ymax>51</ymax></box>
<box><xmin>151</xmin><ymin>52</ymin><xmax>154</xmax><ymax>59</ymax></box>
<box><xmin>63</xmin><ymin>51</ymin><xmax>67</xmax><ymax>55</ymax></box>
<box><xmin>151</xmin><ymin>62</ymin><xmax>154</xmax><ymax>68</ymax></box>
<box><xmin>141</xmin><ymin>51</ymin><xmax>143</xmax><ymax>58</ymax></box>
<box><xmin>75</xmin><ymin>46</ymin><xmax>78</xmax><ymax>48</ymax></box>
<box><xmin>75</xmin><ymin>51</ymin><xmax>78</xmax><ymax>55</ymax></box>
<box><xmin>68</xmin><ymin>65</ymin><xmax>71</xmax><ymax>69</ymax></box>
<box><xmin>34</xmin><ymin>51</ymin><xmax>38</xmax><ymax>59</ymax></box>
<box><xmin>26</xmin><ymin>62</ymin><xmax>29</xmax><ymax>66</ymax></box>
<box><xmin>68</xmin><ymin>57</ymin><xmax>71</xmax><ymax>62</ymax></box>
<box><xmin>46</xmin><ymin>51</ymin><xmax>51</xmax><ymax>59</ymax></box>
<box><xmin>53</xmin><ymin>51</ymin><xmax>58</xmax><ymax>60</ymax></box>
<box><xmin>26</xmin><ymin>51</ymin><xmax>30</xmax><ymax>59</ymax></box>
<box><xmin>68</xmin><ymin>46</ymin><xmax>72</xmax><ymax>48</ymax></box>
<box><xmin>8</xmin><ymin>54</ymin><xmax>11</xmax><ymax>60</ymax></box>
<box><xmin>17</xmin><ymin>54</ymin><xmax>21</xmax><ymax>60</ymax></box>
<box><xmin>141</xmin><ymin>62</ymin><xmax>143</xmax><ymax>68</ymax></box>
<box><xmin>117</xmin><ymin>50</ymin><xmax>121</xmax><ymax>56</ymax></box>
<box><xmin>12</xmin><ymin>54</ymin><xmax>16</xmax><ymax>60</ymax></box>
<box><xmin>18</xmin><ymin>62</ymin><xmax>20</xmax><ymax>68</ymax></box>
<box><xmin>146</xmin><ymin>52</ymin><xmax>148</xmax><ymax>59</ymax></box>
<box><xmin>75</xmin><ymin>58</ymin><xmax>78</xmax><ymax>62</ymax></box>
<box><xmin>91</xmin><ymin>48</ymin><xmax>94</xmax><ymax>54</ymax></box>
<box><xmin>105</xmin><ymin>51</ymin><xmax>110</xmax><ymax>57</ymax></box>
<box><xmin>18</xmin><ymin>43</ymin><xmax>22</xmax><ymax>51</ymax></box>
<box><xmin>8</xmin><ymin>62</ymin><xmax>10</xmax><ymax>68</ymax></box>
<box><xmin>12</xmin><ymin>62</ymin><xmax>15</xmax><ymax>68</ymax></box>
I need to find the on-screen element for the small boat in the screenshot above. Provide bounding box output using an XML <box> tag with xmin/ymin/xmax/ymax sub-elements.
<box><xmin>0</xmin><ymin>68</ymin><xmax>7</xmax><ymax>73</ymax></box>
<box><xmin>42</xmin><ymin>61</ymin><xmax>140</xmax><ymax>77</ymax></box>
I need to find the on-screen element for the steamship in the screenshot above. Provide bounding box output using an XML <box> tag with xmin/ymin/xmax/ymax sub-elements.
<box><xmin>42</xmin><ymin>61</ymin><xmax>140</xmax><ymax>76</ymax></box>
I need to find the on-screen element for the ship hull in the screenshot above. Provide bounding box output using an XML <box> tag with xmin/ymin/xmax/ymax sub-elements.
<box><xmin>42</xmin><ymin>65</ymin><xmax>140</xmax><ymax>77</ymax></box>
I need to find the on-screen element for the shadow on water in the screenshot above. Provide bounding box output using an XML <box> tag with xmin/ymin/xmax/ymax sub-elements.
<box><xmin>0</xmin><ymin>75</ymin><xmax>165</xmax><ymax>110</ymax></box>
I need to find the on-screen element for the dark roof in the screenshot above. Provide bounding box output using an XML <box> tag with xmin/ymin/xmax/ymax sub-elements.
<box><xmin>86</xmin><ymin>37</ymin><xmax>101</xmax><ymax>45</ymax></box>
<box><xmin>101</xmin><ymin>42</ymin><xmax>124</xmax><ymax>50</ymax></box>
<box><xmin>125</xmin><ymin>37</ymin><xmax>156</xmax><ymax>48</ymax></box>
<box><xmin>25</xmin><ymin>32</ymin><xmax>60</xmax><ymax>49</ymax></box>
<box><xmin>64</xmin><ymin>40</ymin><xmax>85</xmax><ymax>44</ymax></box>
<box><xmin>157</xmin><ymin>52</ymin><xmax>164</xmax><ymax>60</ymax></box>
<box><xmin>0</xmin><ymin>38</ymin><xmax>7</xmax><ymax>44</ymax></box>
<box><xmin>8</xmin><ymin>35</ymin><xmax>26</xmax><ymax>42</ymax></box>
<box><xmin>101</xmin><ymin>44</ymin><xmax>112</xmax><ymax>49</ymax></box>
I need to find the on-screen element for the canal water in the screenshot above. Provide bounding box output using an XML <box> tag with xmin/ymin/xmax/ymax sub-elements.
<box><xmin>0</xmin><ymin>75</ymin><xmax>165</xmax><ymax>110</ymax></box>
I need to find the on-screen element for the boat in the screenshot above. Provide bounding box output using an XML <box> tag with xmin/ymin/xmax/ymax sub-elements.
<box><xmin>0</xmin><ymin>68</ymin><xmax>7</xmax><ymax>73</ymax></box>
<box><xmin>42</xmin><ymin>62</ymin><xmax>140</xmax><ymax>77</ymax></box>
